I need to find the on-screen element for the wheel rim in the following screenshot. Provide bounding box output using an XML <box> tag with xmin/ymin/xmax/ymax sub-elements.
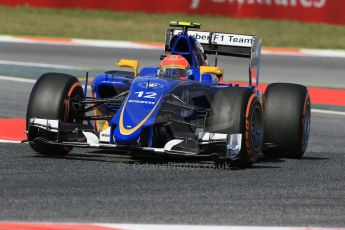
<box><xmin>303</xmin><ymin>99</ymin><xmax>311</xmax><ymax>146</ymax></box>
<box><xmin>250</xmin><ymin>106</ymin><xmax>262</xmax><ymax>151</ymax></box>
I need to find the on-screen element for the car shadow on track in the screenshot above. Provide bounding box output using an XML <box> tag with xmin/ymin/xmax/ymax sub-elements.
<box><xmin>299</xmin><ymin>155</ymin><xmax>329</xmax><ymax>161</ymax></box>
<box><xmin>26</xmin><ymin>146</ymin><xmax>329</xmax><ymax>170</ymax></box>
<box><xmin>29</xmin><ymin>149</ymin><xmax>285</xmax><ymax>170</ymax></box>
<box><xmin>30</xmin><ymin>151</ymin><xmax>133</xmax><ymax>164</ymax></box>
<box><xmin>28</xmin><ymin>149</ymin><xmax>329</xmax><ymax>170</ymax></box>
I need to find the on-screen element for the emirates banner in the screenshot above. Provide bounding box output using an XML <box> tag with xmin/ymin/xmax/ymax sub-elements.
<box><xmin>1</xmin><ymin>0</ymin><xmax>344</xmax><ymax>25</ymax></box>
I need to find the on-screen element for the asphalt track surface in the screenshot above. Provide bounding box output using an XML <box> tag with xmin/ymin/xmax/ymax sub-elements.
<box><xmin>0</xmin><ymin>42</ymin><xmax>345</xmax><ymax>226</ymax></box>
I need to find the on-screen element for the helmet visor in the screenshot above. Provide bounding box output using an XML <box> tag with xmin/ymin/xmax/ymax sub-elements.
<box><xmin>159</xmin><ymin>67</ymin><xmax>187</xmax><ymax>80</ymax></box>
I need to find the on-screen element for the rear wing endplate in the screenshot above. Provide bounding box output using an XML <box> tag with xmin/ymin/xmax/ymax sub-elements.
<box><xmin>165</xmin><ymin>29</ymin><xmax>262</xmax><ymax>87</ymax></box>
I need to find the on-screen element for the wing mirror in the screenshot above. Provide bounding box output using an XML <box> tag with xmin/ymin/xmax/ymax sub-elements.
<box><xmin>199</xmin><ymin>66</ymin><xmax>223</xmax><ymax>82</ymax></box>
<box><xmin>116</xmin><ymin>59</ymin><xmax>140</xmax><ymax>78</ymax></box>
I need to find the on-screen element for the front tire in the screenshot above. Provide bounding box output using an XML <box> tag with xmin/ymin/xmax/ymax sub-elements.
<box><xmin>26</xmin><ymin>73</ymin><xmax>84</xmax><ymax>155</ymax></box>
<box><xmin>207</xmin><ymin>87</ymin><xmax>263</xmax><ymax>167</ymax></box>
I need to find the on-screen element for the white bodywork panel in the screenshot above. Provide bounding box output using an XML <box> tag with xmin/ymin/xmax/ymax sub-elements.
<box><xmin>100</xmin><ymin>127</ymin><xmax>111</xmax><ymax>143</ymax></box>
<box><xmin>164</xmin><ymin>139</ymin><xmax>184</xmax><ymax>151</ymax></box>
<box><xmin>173</xmin><ymin>30</ymin><xmax>254</xmax><ymax>48</ymax></box>
<box><xmin>82</xmin><ymin>131</ymin><xmax>100</xmax><ymax>147</ymax></box>
<box><xmin>28</xmin><ymin>118</ymin><xmax>242</xmax><ymax>157</ymax></box>
<box><xmin>29</xmin><ymin>118</ymin><xmax>59</xmax><ymax>132</ymax></box>
<box><xmin>227</xmin><ymin>133</ymin><xmax>242</xmax><ymax>158</ymax></box>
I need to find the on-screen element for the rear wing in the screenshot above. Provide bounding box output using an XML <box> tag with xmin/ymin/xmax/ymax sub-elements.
<box><xmin>165</xmin><ymin>29</ymin><xmax>262</xmax><ymax>87</ymax></box>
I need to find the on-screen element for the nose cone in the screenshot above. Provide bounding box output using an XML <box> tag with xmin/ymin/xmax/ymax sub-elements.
<box><xmin>113</xmin><ymin>95</ymin><xmax>163</xmax><ymax>143</ymax></box>
<box><xmin>111</xmin><ymin>78</ymin><xmax>176</xmax><ymax>144</ymax></box>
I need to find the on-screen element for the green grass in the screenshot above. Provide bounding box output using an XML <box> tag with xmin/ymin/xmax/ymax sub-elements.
<box><xmin>0</xmin><ymin>5</ymin><xmax>344</xmax><ymax>49</ymax></box>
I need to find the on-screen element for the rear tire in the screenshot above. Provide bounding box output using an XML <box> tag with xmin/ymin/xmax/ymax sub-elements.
<box><xmin>207</xmin><ymin>87</ymin><xmax>263</xmax><ymax>167</ymax></box>
<box><xmin>263</xmin><ymin>83</ymin><xmax>311</xmax><ymax>158</ymax></box>
<box><xmin>26</xmin><ymin>73</ymin><xmax>84</xmax><ymax>155</ymax></box>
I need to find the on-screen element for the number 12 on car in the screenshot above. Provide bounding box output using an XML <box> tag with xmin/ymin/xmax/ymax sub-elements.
<box><xmin>134</xmin><ymin>91</ymin><xmax>157</xmax><ymax>99</ymax></box>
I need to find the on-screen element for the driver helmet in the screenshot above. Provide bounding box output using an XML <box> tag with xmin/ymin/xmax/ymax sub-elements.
<box><xmin>159</xmin><ymin>55</ymin><xmax>190</xmax><ymax>80</ymax></box>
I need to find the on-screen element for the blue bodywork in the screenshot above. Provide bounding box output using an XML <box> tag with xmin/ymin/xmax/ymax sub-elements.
<box><xmin>91</xmin><ymin>31</ymin><xmax>259</xmax><ymax>146</ymax></box>
<box><xmin>111</xmin><ymin>77</ymin><xmax>178</xmax><ymax>144</ymax></box>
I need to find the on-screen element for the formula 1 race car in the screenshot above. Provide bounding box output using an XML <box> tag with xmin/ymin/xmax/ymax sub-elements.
<box><xmin>26</xmin><ymin>21</ymin><xmax>311</xmax><ymax>167</ymax></box>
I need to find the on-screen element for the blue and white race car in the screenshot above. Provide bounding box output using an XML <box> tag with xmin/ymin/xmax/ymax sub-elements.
<box><xmin>26</xmin><ymin>21</ymin><xmax>311</xmax><ymax>167</ymax></box>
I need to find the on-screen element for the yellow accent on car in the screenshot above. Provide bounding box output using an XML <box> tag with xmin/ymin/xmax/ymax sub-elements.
<box><xmin>94</xmin><ymin>108</ymin><xmax>107</xmax><ymax>132</ymax></box>
<box><xmin>161</xmin><ymin>64</ymin><xmax>185</xmax><ymax>69</ymax></box>
<box><xmin>178</xmin><ymin>22</ymin><xmax>191</xmax><ymax>26</ymax></box>
<box><xmin>119</xmin><ymin>97</ymin><xmax>162</xmax><ymax>135</ymax></box>
<box><xmin>199</xmin><ymin>66</ymin><xmax>223</xmax><ymax>82</ymax></box>
<box><xmin>116</xmin><ymin>59</ymin><xmax>139</xmax><ymax>78</ymax></box>
<box><xmin>168</xmin><ymin>55</ymin><xmax>179</xmax><ymax>59</ymax></box>
<box><xmin>169</xmin><ymin>21</ymin><xmax>201</xmax><ymax>27</ymax></box>
<box><xmin>101</xmin><ymin>121</ymin><xmax>110</xmax><ymax>132</ymax></box>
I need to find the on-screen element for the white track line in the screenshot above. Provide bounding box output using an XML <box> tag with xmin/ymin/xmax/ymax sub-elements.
<box><xmin>302</xmin><ymin>48</ymin><xmax>345</xmax><ymax>58</ymax></box>
<box><xmin>87</xmin><ymin>224</ymin><xmax>345</xmax><ymax>230</ymax></box>
<box><xmin>0</xmin><ymin>139</ymin><xmax>21</xmax><ymax>143</ymax></box>
<box><xmin>73</xmin><ymin>38</ymin><xmax>157</xmax><ymax>49</ymax></box>
<box><xmin>0</xmin><ymin>35</ymin><xmax>159</xmax><ymax>50</ymax></box>
<box><xmin>0</xmin><ymin>60</ymin><xmax>86</xmax><ymax>70</ymax></box>
<box><xmin>261</xmin><ymin>49</ymin><xmax>345</xmax><ymax>58</ymax></box>
<box><xmin>0</xmin><ymin>223</ymin><xmax>344</xmax><ymax>230</ymax></box>
<box><xmin>311</xmin><ymin>109</ymin><xmax>345</xmax><ymax>116</ymax></box>
<box><xmin>100</xmin><ymin>224</ymin><xmax>264</xmax><ymax>230</ymax></box>
<box><xmin>0</xmin><ymin>75</ymin><xmax>36</xmax><ymax>83</ymax></box>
